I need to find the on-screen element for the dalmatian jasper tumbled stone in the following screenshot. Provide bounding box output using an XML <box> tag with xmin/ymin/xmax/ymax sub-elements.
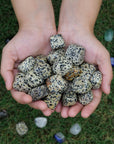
<box><xmin>47</xmin><ymin>49</ymin><xmax>65</xmax><ymax>65</ymax></box>
<box><xmin>80</xmin><ymin>63</ymin><xmax>96</xmax><ymax>80</ymax></box>
<box><xmin>78</xmin><ymin>90</ymin><xmax>93</xmax><ymax>105</ymax></box>
<box><xmin>80</xmin><ymin>63</ymin><xmax>96</xmax><ymax>73</ymax></box>
<box><xmin>29</xmin><ymin>85</ymin><xmax>49</xmax><ymax>101</ymax></box>
<box><xmin>18</xmin><ymin>56</ymin><xmax>35</xmax><ymax>73</ymax></box>
<box><xmin>64</xmin><ymin>66</ymin><xmax>81</xmax><ymax>81</ymax></box>
<box><xmin>46</xmin><ymin>75</ymin><xmax>68</xmax><ymax>93</ymax></box>
<box><xmin>36</xmin><ymin>55</ymin><xmax>47</xmax><ymax>63</ymax></box>
<box><xmin>25</xmin><ymin>70</ymin><xmax>44</xmax><ymax>88</ymax></box>
<box><xmin>50</xmin><ymin>34</ymin><xmax>65</xmax><ymax>50</ymax></box>
<box><xmin>44</xmin><ymin>92</ymin><xmax>62</xmax><ymax>109</ymax></box>
<box><xmin>90</xmin><ymin>71</ymin><xmax>102</xmax><ymax>89</ymax></box>
<box><xmin>13</xmin><ymin>73</ymin><xmax>31</xmax><ymax>93</ymax></box>
<box><xmin>65</xmin><ymin>44</ymin><xmax>85</xmax><ymax>66</ymax></box>
<box><xmin>33</xmin><ymin>61</ymin><xmax>52</xmax><ymax>80</ymax></box>
<box><xmin>62</xmin><ymin>90</ymin><xmax>77</xmax><ymax>106</ymax></box>
<box><xmin>71</xmin><ymin>76</ymin><xmax>92</xmax><ymax>94</ymax></box>
<box><xmin>53</xmin><ymin>57</ymin><xmax>73</xmax><ymax>76</ymax></box>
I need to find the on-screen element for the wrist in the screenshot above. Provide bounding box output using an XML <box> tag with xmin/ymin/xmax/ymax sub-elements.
<box><xmin>58</xmin><ymin>23</ymin><xmax>94</xmax><ymax>36</ymax></box>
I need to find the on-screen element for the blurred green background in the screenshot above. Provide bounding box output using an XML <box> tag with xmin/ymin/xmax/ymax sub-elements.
<box><xmin>0</xmin><ymin>0</ymin><xmax>114</xmax><ymax>144</ymax></box>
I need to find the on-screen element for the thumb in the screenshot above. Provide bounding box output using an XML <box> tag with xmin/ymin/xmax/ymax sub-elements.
<box><xmin>1</xmin><ymin>46</ymin><xmax>18</xmax><ymax>90</ymax></box>
<box><xmin>97</xmin><ymin>50</ymin><xmax>113</xmax><ymax>94</ymax></box>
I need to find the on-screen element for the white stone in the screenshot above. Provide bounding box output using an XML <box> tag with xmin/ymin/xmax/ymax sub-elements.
<box><xmin>34</xmin><ymin>117</ymin><xmax>47</xmax><ymax>128</ymax></box>
<box><xmin>16</xmin><ymin>122</ymin><xmax>28</xmax><ymax>136</ymax></box>
<box><xmin>70</xmin><ymin>123</ymin><xmax>81</xmax><ymax>135</ymax></box>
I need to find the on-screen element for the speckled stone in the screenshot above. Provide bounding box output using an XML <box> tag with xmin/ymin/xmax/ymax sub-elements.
<box><xmin>53</xmin><ymin>57</ymin><xmax>73</xmax><ymax>76</ymax></box>
<box><xmin>79</xmin><ymin>72</ymin><xmax>92</xmax><ymax>80</ymax></box>
<box><xmin>35</xmin><ymin>55</ymin><xmax>47</xmax><ymax>63</ymax></box>
<box><xmin>65</xmin><ymin>44</ymin><xmax>85</xmax><ymax>65</ymax></box>
<box><xmin>78</xmin><ymin>90</ymin><xmax>93</xmax><ymax>105</ymax></box>
<box><xmin>47</xmin><ymin>49</ymin><xmax>65</xmax><ymax>65</ymax></box>
<box><xmin>64</xmin><ymin>66</ymin><xmax>81</xmax><ymax>81</ymax></box>
<box><xmin>50</xmin><ymin>34</ymin><xmax>65</xmax><ymax>50</ymax></box>
<box><xmin>13</xmin><ymin>73</ymin><xmax>31</xmax><ymax>93</ymax></box>
<box><xmin>16</xmin><ymin>122</ymin><xmax>28</xmax><ymax>136</ymax></box>
<box><xmin>90</xmin><ymin>71</ymin><xmax>102</xmax><ymax>89</ymax></box>
<box><xmin>29</xmin><ymin>85</ymin><xmax>49</xmax><ymax>101</ymax></box>
<box><xmin>33</xmin><ymin>61</ymin><xmax>52</xmax><ymax>79</ymax></box>
<box><xmin>71</xmin><ymin>76</ymin><xmax>92</xmax><ymax>93</ymax></box>
<box><xmin>62</xmin><ymin>90</ymin><xmax>77</xmax><ymax>106</ymax></box>
<box><xmin>79</xmin><ymin>62</ymin><xmax>96</xmax><ymax>80</ymax></box>
<box><xmin>81</xmin><ymin>63</ymin><xmax>96</xmax><ymax>73</ymax></box>
<box><xmin>25</xmin><ymin>70</ymin><xmax>44</xmax><ymax>88</ymax></box>
<box><xmin>44</xmin><ymin>92</ymin><xmax>61</xmax><ymax>109</ymax></box>
<box><xmin>18</xmin><ymin>56</ymin><xmax>35</xmax><ymax>73</ymax></box>
<box><xmin>46</xmin><ymin>75</ymin><xmax>68</xmax><ymax>93</ymax></box>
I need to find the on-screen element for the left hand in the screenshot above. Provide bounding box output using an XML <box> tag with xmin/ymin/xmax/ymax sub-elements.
<box><xmin>55</xmin><ymin>28</ymin><xmax>113</xmax><ymax>118</ymax></box>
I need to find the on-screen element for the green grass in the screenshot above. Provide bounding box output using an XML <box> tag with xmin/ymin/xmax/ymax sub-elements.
<box><xmin>0</xmin><ymin>0</ymin><xmax>114</xmax><ymax>143</ymax></box>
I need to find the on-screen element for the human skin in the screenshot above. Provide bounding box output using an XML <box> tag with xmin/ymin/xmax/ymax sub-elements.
<box><xmin>56</xmin><ymin>0</ymin><xmax>113</xmax><ymax>118</ymax></box>
<box><xmin>1</xmin><ymin>0</ymin><xmax>56</xmax><ymax>116</ymax></box>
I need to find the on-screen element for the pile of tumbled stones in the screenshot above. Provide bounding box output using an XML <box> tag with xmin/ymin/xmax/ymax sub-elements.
<box><xmin>13</xmin><ymin>34</ymin><xmax>102</xmax><ymax>110</ymax></box>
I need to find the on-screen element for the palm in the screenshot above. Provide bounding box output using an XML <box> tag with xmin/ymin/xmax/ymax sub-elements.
<box><xmin>56</xmin><ymin>30</ymin><xmax>112</xmax><ymax>118</ymax></box>
<box><xmin>11</xmin><ymin>29</ymin><xmax>52</xmax><ymax>61</ymax></box>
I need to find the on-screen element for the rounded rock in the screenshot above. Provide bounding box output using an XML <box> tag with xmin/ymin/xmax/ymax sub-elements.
<box><xmin>35</xmin><ymin>55</ymin><xmax>47</xmax><ymax>63</ymax></box>
<box><xmin>46</xmin><ymin>75</ymin><xmax>68</xmax><ymax>93</ymax></box>
<box><xmin>90</xmin><ymin>71</ymin><xmax>102</xmax><ymax>89</ymax></box>
<box><xmin>18</xmin><ymin>56</ymin><xmax>35</xmax><ymax>73</ymax></box>
<box><xmin>13</xmin><ymin>73</ymin><xmax>31</xmax><ymax>93</ymax></box>
<box><xmin>50</xmin><ymin>34</ymin><xmax>65</xmax><ymax>50</ymax></box>
<box><xmin>33</xmin><ymin>61</ymin><xmax>52</xmax><ymax>79</ymax></box>
<box><xmin>66</xmin><ymin>44</ymin><xmax>85</xmax><ymax>65</ymax></box>
<box><xmin>34</xmin><ymin>117</ymin><xmax>47</xmax><ymax>128</ymax></box>
<box><xmin>29</xmin><ymin>85</ymin><xmax>49</xmax><ymax>101</ymax></box>
<box><xmin>71</xmin><ymin>76</ymin><xmax>92</xmax><ymax>93</ymax></box>
<box><xmin>70</xmin><ymin>123</ymin><xmax>81</xmax><ymax>135</ymax></box>
<box><xmin>53</xmin><ymin>57</ymin><xmax>73</xmax><ymax>76</ymax></box>
<box><xmin>78</xmin><ymin>90</ymin><xmax>93</xmax><ymax>105</ymax></box>
<box><xmin>44</xmin><ymin>92</ymin><xmax>62</xmax><ymax>109</ymax></box>
<box><xmin>62</xmin><ymin>90</ymin><xmax>77</xmax><ymax>106</ymax></box>
<box><xmin>80</xmin><ymin>63</ymin><xmax>96</xmax><ymax>75</ymax></box>
<box><xmin>25</xmin><ymin>70</ymin><xmax>44</xmax><ymax>88</ymax></box>
<box><xmin>64</xmin><ymin>66</ymin><xmax>81</xmax><ymax>81</ymax></box>
<box><xmin>47</xmin><ymin>49</ymin><xmax>65</xmax><ymax>65</ymax></box>
<box><xmin>16</xmin><ymin>122</ymin><xmax>28</xmax><ymax>136</ymax></box>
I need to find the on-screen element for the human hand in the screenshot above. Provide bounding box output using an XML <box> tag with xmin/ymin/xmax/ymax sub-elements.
<box><xmin>1</xmin><ymin>26</ymin><xmax>56</xmax><ymax>116</ymax></box>
<box><xmin>55</xmin><ymin>28</ymin><xmax>113</xmax><ymax>118</ymax></box>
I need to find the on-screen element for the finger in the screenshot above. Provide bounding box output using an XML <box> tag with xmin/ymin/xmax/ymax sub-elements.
<box><xmin>61</xmin><ymin>106</ymin><xmax>69</xmax><ymax>118</ymax></box>
<box><xmin>68</xmin><ymin>102</ymin><xmax>83</xmax><ymax>117</ymax></box>
<box><xmin>42</xmin><ymin>109</ymin><xmax>54</xmax><ymax>116</ymax></box>
<box><xmin>55</xmin><ymin>102</ymin><xmax>62</xmax><ymax>113</ymax></box>
<box><xmin>81</xmin><ymin>89</ymin><xmax>102</xmax><ymax>118</ymax></box>
<box><xmin>11</xmin><ymin>89</ymin><xmax>32</xmax><ymax>104</ymax></box>
<box><xmin>28</xmin><ymin>100</ymin><xmax>48</xmax><ymax>111</ymax></box>
<box><xmin>97</xmin><ymin>51</ymin><xmax>113</xmax><ymax>94</ymax></box>
<box><xmin>1</xmin><ymin>47</ymin><xmax>18</xmax><ymax>90</ymax></box>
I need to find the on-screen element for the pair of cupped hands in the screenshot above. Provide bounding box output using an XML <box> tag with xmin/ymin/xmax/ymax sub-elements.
<box><xmin>1</xmin><ymin>22</ymin><xmax>113</xmax><ymax>118</ymax></box>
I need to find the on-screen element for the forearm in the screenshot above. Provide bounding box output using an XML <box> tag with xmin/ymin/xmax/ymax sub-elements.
<box><xmin>59</xmin><ymin>0</ymin><xmax>102</xmax><ymax>32</ymax></box>
<box><xmin>11</xmin><ymin>0</ymin><xmax>55</xmax><ymax>29</ymax></box>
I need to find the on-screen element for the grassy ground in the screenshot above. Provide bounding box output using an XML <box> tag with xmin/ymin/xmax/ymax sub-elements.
<box><xmin>0</xmin><ymin>0</ymin><xmax>114</xmax><ymax>144</ymax></box>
